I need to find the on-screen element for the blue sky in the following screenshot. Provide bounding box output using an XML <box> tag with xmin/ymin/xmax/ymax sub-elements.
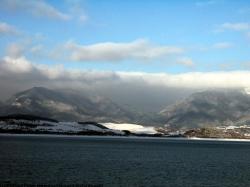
<box><xmin>1</xmin><ymin>0</ymin><xmax>250</xmax><ymax>73</ymax></box>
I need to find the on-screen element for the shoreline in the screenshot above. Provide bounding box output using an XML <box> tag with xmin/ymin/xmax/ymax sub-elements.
<box><xmin>2</xmin><ymin>133</ymin><xmax>250</xmax><ymax>142</ymax></box>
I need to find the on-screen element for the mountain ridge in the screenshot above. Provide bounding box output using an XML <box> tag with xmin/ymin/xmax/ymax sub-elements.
<box><xmin>159</xmin><ymin>89</ymin><xmax>250</xmax><ymax>128</ymax></box>
<box><xmin>2</xmin><ymin>87</ymin><xmax>250</xmax><ymax>128</ymax></box>
<box><xmin>0</xmin><ymin>87</ymin><xmax>139</xmax><ymax>123</ymax></box>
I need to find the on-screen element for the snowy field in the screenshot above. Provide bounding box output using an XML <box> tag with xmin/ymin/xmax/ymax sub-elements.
<box><xmin>0</xmin><ymin>119</ymin><xmax>159</xmax><ymax>135</ymax></box>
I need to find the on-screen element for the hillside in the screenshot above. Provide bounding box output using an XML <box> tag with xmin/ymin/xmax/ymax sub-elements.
<box><xmin>0</xmin><ymin>87</ymin><xmax>139</xmax><ymax>123</ymax></box>
<box><xmin>160</xmin><ymin>89</ymin><xmax>250</xmax><ymax>128</ymax></box>
<box><xmin>3</xmin><ymin>87</ymin><xmax>250</xmax><ymax>129</ymax></box>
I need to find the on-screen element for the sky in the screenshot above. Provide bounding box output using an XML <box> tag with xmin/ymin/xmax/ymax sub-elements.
<box><xmin>1</xmin><ymin>0</ymin><xmax>250</xmax><ymax>111</ymax></box>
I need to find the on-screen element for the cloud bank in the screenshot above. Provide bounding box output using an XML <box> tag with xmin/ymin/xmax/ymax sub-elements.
<box><xmin>1</xmin><ymin>56</ymin><xmax>250</xmax><ymax>112</ymax></box>
<box><xmin>1</xmin><ymin>55</ymin><xmax>250</xmax><ymax>89</ymax></box>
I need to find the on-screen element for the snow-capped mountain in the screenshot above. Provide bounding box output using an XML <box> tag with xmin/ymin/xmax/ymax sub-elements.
<box><xmin>159</xmin><ymin>89</ymin><xmax>250</xmax><ymax>128</ymax></box>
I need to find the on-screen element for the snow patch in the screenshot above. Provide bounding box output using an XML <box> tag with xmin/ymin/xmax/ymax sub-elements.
<box><xmin>243</xmin><ymin>87</ymin><xmax>250</xmax><ymax>95</ymax></box>
<box><xmin>0</xmin><ymin>120</ymin><xmax>124</xmax><ymax>135</ymax></box>
<box><xmin>102</xmin><ymin>123</ymin><xmax>157</xmax><ymax>134</ymax></box>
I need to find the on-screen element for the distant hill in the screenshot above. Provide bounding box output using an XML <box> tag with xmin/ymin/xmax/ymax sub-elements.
<box><xmin>3</xmin><ymin>87</ymin><xmax>250</xmax><ymax>128</ymax></box>
<box><xmin>0</xmin><ymin>87</ymin><xmax>141</xmax><ymax>123</ymax></box>
<box><xmin>159</xmin><ymin>89</ymin><xmax>250</xmax><ymax>128</ymax></box>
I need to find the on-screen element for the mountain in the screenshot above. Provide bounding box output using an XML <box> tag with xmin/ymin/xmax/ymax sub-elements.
<box><xmin>4</xmin><ymin>87</ymin><xmax>250</xmax><ymax>129</ymax></box>
<box><xmin>0</xmin><ymin>87</ymin><xmax>140</xmax><ymax>123</ymax></box>
<box><xmin>159</xmin><ymin>89</ymin><xmax>250</xmax><ymax>128</ymax></box>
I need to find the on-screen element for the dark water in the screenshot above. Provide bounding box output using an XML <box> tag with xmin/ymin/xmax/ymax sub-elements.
<box><xmin>1</xmin><ymin>135</ymin><xmax>250</xmax><ymax>187</ymax></box>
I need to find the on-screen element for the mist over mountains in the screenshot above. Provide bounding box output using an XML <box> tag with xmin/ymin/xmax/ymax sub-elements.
<box><xmin>1</xmin><ymin>87</ymin><xmax>250</xmax><ymax>129</ymax></box>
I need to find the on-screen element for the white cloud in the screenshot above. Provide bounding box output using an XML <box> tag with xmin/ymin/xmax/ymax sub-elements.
<box><xmin>0</xmin><ymin>22</ymin><xmax>19</xmax><ymax>35</ymax></box>
<box><xmin>0</xmin><ymin>0</ymin><xmax>89</xmax><ymax>23</ymax></box>
<box><xmin>30</xmin><ymin>44</ymin><xmax>44</xmax><ymax>56</ymax></box>
<box><xmin>219</xmin><ymin>22</ymin><xmax>250</xmax><ymax>31</ymax></box>
<box><xmin>64</xmin><ymin>39</ymin><xmax>184</xmax><ymax>62</ymax></box>
<box><xmin>31</xmin><ymin>1</ymin><xmax>70</xmax><ymax>21</ymax></box>
<box><xmin>5</xmin><ymin>41</ymin><xmax>47</xmax><ymax>59</ymax></box>
<box><xmin>5</xmin><ymin>42</ymin><xmax>26</xmax><ymax>58</ymax></box>
<box><xmin>215</xmin><ymin>23</ymin><xmax>250</xmax><ymax>42</ymax></box>
<box><xmin>66</xmin><ymin>0</ymin><xmax>88</xmax><ymax>24</ymax></box>
<box><xmin>36</xmin><ymin>64</ymin><xmax>65</xmax><ymax>80</ymax></box>
<box><xmin>176</xmin><ymin>57</ymin><xmax>194</xmax><ymax>67</ymax></box>
<box><xmin>1</xmin><ymin>56</ymin><xmax>33</xmax><ymax>73</ymax></box>
<box><xmin>212</xmin><ymin>42</ymin><xmax>232</xmax><ymax>49</ymax></box>
<box><xmin>1</xmin><ymin>56</ymin><xmax>250</xmax><ymax>89</ymax></box>
<box><xmin>0</xmin><ymin>0</ymin><xmax>71</xmax><ymax>21</ymax></box>
<box><xmin>118</xmin><ymin>71</ymin><xmax>250</xmax><ymax>89</ymax></box>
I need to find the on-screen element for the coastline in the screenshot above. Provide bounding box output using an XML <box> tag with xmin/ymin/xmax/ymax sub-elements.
<box><xmin>2</xmin><ymin>133</ymin><xmax>250</xmax><ymax>142</ymax></box>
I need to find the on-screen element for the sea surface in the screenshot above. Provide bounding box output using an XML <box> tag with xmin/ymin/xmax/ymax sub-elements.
<box><xmin>1</xmin><ymin>135</ymin><xmax>250</xmax><ymax>187</ymax></box>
